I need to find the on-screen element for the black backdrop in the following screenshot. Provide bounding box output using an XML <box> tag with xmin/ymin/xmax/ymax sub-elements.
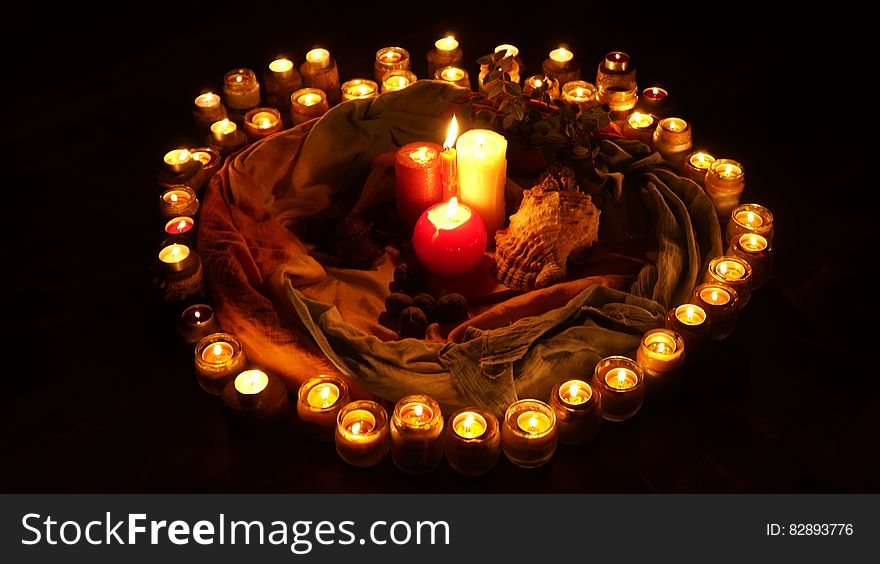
<box><xmin>6</xmin><ymin>5</ymin><xmax>875</xmax><ymax>492</ymax></box>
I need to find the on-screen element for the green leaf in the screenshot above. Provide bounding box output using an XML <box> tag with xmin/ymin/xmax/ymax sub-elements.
<box><xmin>476</xmin><ymin>54</ymin><xmax>494</xmax><ymax>66</ymax></box>
<box><xmin>534</xmin><ymin>120</ymin><xmax>552</xmax><ymax>134</ymax></box>
<box><xmin>545</xmin><ymin>131</ymin><xmax>567</xmax><ymax>147</ymax></box>
<box><xmin>509</xmin><ymin>103</ymin><xmax>525</xmax><ymax>121</ymax></box>
<box><xmin>484</xmin><ymin>70</ymin><xmax>501</xmax><ymax>84</ymax></box>
<box><xmin>487</xmin><ymin>80</ymin><xmax>505</xmax><ymax>98</ymax></box>
<box><xmin>502</xmin><ymin>114</ymin><xmax>516</xmax><ymax>130</ymax></box>
<box><xmin>503</xmin><ymin>82</ymin><xmax>522</xmax><ymax>98</ymax></box>
<box><xmin>498</xmin><ymin>56</ymin><xmax>514</xmax><ymax>73</ymax></box>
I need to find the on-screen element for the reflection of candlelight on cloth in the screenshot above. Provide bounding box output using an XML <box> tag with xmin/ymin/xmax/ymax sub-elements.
<box><xmin>335</xmin><ymin>400</ymin><xmax>390</xmax><ymax>467</ymax></box>
<box><xmin>501</xmin><ymin>399</ymin><xmax>557</xmax><ymax>468</ymax></box>
<box><xmin>444</xmin><ymin>408</ymin><xmax>500</xmax><ymax>476</ymax></box>
<box><xmin>412</xmin><ymin>197</ymin><xmax>487</xmax><ymax>276</ymax></box>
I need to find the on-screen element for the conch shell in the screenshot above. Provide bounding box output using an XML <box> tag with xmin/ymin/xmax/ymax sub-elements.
<box><xmin>492</xmin><ymin>168</ymin><xmax>600</xmax><ymax>290</ymax></box>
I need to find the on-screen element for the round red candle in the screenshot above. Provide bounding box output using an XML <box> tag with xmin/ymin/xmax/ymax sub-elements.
<box><xmin>395</xmin><ymin>142</ymin><xmax>443</xmax><ymax>228</ymax></box>
<box><xmin>412</xmin><ymin>197</ymin><xmax>487</xmax><ymax>276</ymax></box>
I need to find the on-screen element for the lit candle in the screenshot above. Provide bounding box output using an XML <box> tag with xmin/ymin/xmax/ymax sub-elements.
<box><xmin>542</xmin><ymin>46</ymin><xmax>580</xmax><ymax>88</ymax></box>
<box><xmin>158</xmin><ymin>242</ymin><xmax>193</xmax><ymax>272</ymax></box>
<box><xmin>300</xmin><ymin>48</ymin><xmax>340</xmax><ymax>106</ymax></box>
<box><xmin>435</xmin><ymin>35</ymin><xmax>459</xmax><ymax>53</ymax></box>
<box><xmin>665</xmin><ymin>304</ymin><xmax>711</xmax><ymax>356</ymax></box>
<box><xmin>428</xmin><ymin>34</ymin><xmax>463</xmax><ymax>77</ymax></box>
<box><xmin>269</xmin><ymin>57</ymin><xmax>294</xmax><ymax>80</ymax></box>
<box><xmin>263</xmin><ymin>57</ymin><xmax>302</xmax><ymax>124</ymax></box>
<box><xmin>390</xmin><ymin>395</ymin><xmax>445</xmax><ymax>475</ymax></box>
<box><xmin>176</xmin><ymin>303</ymin><xmax>220</xmax><ymax>345</ymax></box>
<box><xmin>441</xmin><ymin>115</ymin><xmax>459</xmax><ymax>199</ymax></box>
<box><xmin>374</xmin><ymin>46</ymin><xmax>411</xmax><ymax>83</ymax></box>
<box><xmin>705</xmin><ymin>159</ymin><xmax>746</xmax><ymax>222</ymax></box>
<box><xmin>381</xmin><ymin>69</ymin><xmax>417</xmax><ymax>93</ymax></box>
<box><xmin>653</xmin><ymin>117</ymin><xmax>693</xmax><ymax>167</ymax></box>
<box><xmin>153</xmin><ymin>236</ymin><xmax>205</xmax><ymax>302</ymax></box>
<box><xmin>412</xmin><ymin>196</ymin><xmax>488</xmax><ymax>276</ymax></box>
<box><xmin>222</xmin><ymin>68</ymin><xmax>261</xmax><ymax>122</ymax></box>
<box><xmin>222</xmin><ymin>368</ymin><xmax>290</xmax><ymax>430</ymax></box>
<box><xmin>636</xmin><ymin>328</ymin><xmax>686</xmax><ymax>379</ymax></box>
<box><xmin>444</xmin><ymin>408</ymin><xmax>501</xmax><ymax>476</ymax></box>
<box><xmin>523</xmin><ymin>74</ymin><xmax>560</xmax><ymax>99</ymax></box>
<box><xmin>159</xmin><ymin>186</ymin><xmax>199</xmax><ymax>219</ymax></box>
<box><xmin>335</xmin><ymin>400</ymin><xmax>391</xmax><ymax>468</ymax></box>
<box><xmin>726</xmin><ymin>203</ymin><xmax>774</xmax><ymax>244</ymax></box>
<box><xmin>561</xmin><ymin>80</ymin><xmax>599</xmax><ymax>112</ymax></box>
<box><xmin>192</xmin><ymin>92</ymin><xmax>227</xmax><ymax>134</ymax></box>
<box><xmin>187</xmin><ymin>146</ymin><xmax>221</xmax><ymax>191</ymax></box>
<box><xmin>395</xmin><ymin>141</ymin><xmax>443</xmax><ymax>227</ymax></box>
<box><xmin>550</xmin><ymin>47</ymin><xmax>574</xmax><ymax>64</ymax></box>
<box><xmin>164</xmin><ymin>216</ymin><xmax>194</xmax><ymax>237</ymax></box>
<box><xmin>592</xmin><ymin>356</ymin><xmax>645</xmax><ymax>421</ymax></box>
<box><xmin>456</xmin><ymin>128</ymin><xmax>507</xmax><ymax>237</ymax></box>
<box><xmin>194</xmin><ymin>92</ymin><xmax>221</xmax><ymax>110</ymax></box>
<box><xmin>243</xmin><ymin>107</ymin><xmax>283</xmax><ymax>141</ymax></box>
<box><xmin>434</xmin><ymin>66</ymin><xmax>470</xmax><ymax>89</ymax></box>
<box><xmin>622</xmin><ymin>112</ymin><xmax>655</xmax><ymax>144</ymax></box>
<box><xmin>340</xmin><ymin>79</ymin><xmax>378</xmax><ymax>102</ymax></box>
<box><xmin>635</xmin><ymin>86</ymin><xmax>672</xmax><ymax>117</ymax></box>
<box><xmin>208</xmin><ymin>118</ymin><xmax>247</xmax><ymax>153</ymax></box>
<box><xmin>193</xmin><ymin>332</ymin><xmax>247</xmax><ymax>394</ymax></box>
<box><xmin>706</xmin><ymin>255</ymin><xmax>753</xmax><ymax>306</ymax></box>
<box><xmin>727</xmin><ymin>233</ymin><xmax>772</xmax><ymax>289</ymax></box>
<box><xmin>693</xmin><ymin>283</ymin><xmax>740</xmax><ymax>340</ymax></box>
<box><xmin>683</xmin><ymin>151</ymin><xmax>716</xmax><ymax>185</ymax></box>
<box><xmin>289</xmin><ymin>87</ymin><xmax>329</xmax><ymax>125</ymax></box>
<box><xmin>500</xmin><ymin>399</ymin><xmax>557</xmax><ymax>468</ymax></box>
<box><xmin>549</xmin><ymin>379</ymin><xmax>602</xmax><ymax>445</ymax></box>
<box><xmin>596</xmin><ymin>51</ymin><xmax>638</xmax><ymax>117</ymax></box>
<box><xmin>163</xmin><ymin>149</ymin><xmax>197</xmax><ymax>175</ymax></box>
<box><xmin>296</xmin><ymin>375</ymin><xmax>350</xmax><ymax>440</ymax></box>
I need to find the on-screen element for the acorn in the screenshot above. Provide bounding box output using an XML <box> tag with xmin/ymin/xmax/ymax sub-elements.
<box><xmin>399</xmin><ymin>307</ymin><xmax>428</xmax><ymax>338</ymax></box>
<box><xmin>412</xmin><ymin>293</ymin><xmax>437</xmax><ymax>321</ymax></box>
<box><xmin>437</xmin><ymin>293</ymin><xmax>469</xmax><ymax>323</ymax></box>
<box><xmin>385</xmin><ymin>293</ymin><xmax>413</xmax><ymax>317</ymax></box>
<box><xmin>393</xmin><ymin>264</ymin><xmax>409</xmax><ymax>286</ymax></box>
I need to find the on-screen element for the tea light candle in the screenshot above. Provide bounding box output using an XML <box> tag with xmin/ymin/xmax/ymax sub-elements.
<box><xmin>188</xmin><ymin>146</ymin><xmax>221</xmax><ymax>192</ymax></box>
<box><xmin>193</xmin><ymin>332</ymin><xmax>247</xmax><ymax>394</ymax></box>
<box><xmin>622</xmin><ymin>112</ymin><xmax>655</xmax><ymax>144</ymax></box>
<box><xmin>193</xmin><ymin>92</ymin><xmax>227</xmax><ymax>134</ymax></box>
<box><xmin>727</xmin><ymin>233</ymin><xmax>772</xmax><ymax>289</ymax></box>
<box><xmin>542</xmin><ymin>46</ymin><xmax>580</xmax><ymax>87</ymax></box>
<box><xmin>427</xmin><ymin>34</ymin><xmax>463</xmax><ymax>76</ymax></box>
<box><xmin>390</xmin><ymin>395</ymin><xmax>445</xmax><ymax>475</ymax></box>
<box><xmin>706</xmin><ymin>255</ymin><xmax>753</xmax><ymax>306</ymax></box>
<box><xmin>395</xmin><ymin>141</ymin><xmax>443</xmax><ymax>228</ymax></box>
<box><xmin>163</xmin><ymin>148</ymin><xmax>198</xmax><ymax>176</ymax></box>
<box><xmin>158</xmin><ymin>242</ymin><xmax>194</xmax><ymax>273</ymax></box>
<box><xmin>335</xmin><ymin>400</ymin><xmax>391</xmax><ymax>468</ymax></box>
<box><xmin>523</xmin><ymin>74</ymin><xmax>560</xmax><ymax>99</ymax></box>
<box><xmin>263</xmin><ymin>57</ymin><xmax>302</xmax><ymax>126</ymax></box>
<box><xmin>300</xmin><ymin>48</ymin><xmax>341</xmax><ymax>106</ymax></box>
<box><xmin>444</xmin><ymin>408</ymin><xmax>501</xmax><ymax>476</ymax></box>
<box><xmin>208</xmin><ymin>119</ymin><xmax>247</xmax><ymax>153</ymax></box>
<box><xmin>176</xmin><ymin>303</ymin><xmax>220</xmax><ymax>345</ymax></box>
<box><xmin>374</xmin><ymin>46</ymin><xmax>411</xmax><ymax>83</ymax></box>
<box><xmin>705</xmin><ymin>159</ymin><xmax>746</xmax><ymax>222</ymax></box>
<box><xmin>159</xmin><ymin>186</ymin><xmax>199</xmax><ymax>220</ymax></box>
<box><xmin>500</xmin><ymin>399</ymin><xmax>557</xmax><ymax>468</ymax></box>
<box><xmin>434</xmin><ymin>65</ymin><xmax>470</xmax><ymax>89</ymax></box>
<box><xmin>243</xmin><ymin>107</ymin><xmax>283</xmax><ymax>141</ymax></box>
<box><xmin>341</xmin><ymin>79</ymin><xmax>378</xmax><ymax>102</ymax></box>
<box><xmin>693</xmin><ymin>283</ymin><xmax>740</xmax><ymax>340</ymax></box>
<box><xmin>635</xmin><ymin>86</ymin><xmax>672</xmax><ymax>117</ymax></box>
<box><xmin>665</xmin><ymin>304</ymin><xmax>711</xmax><ymax>357</ymax></box>
<box><xmin>549</xmin><ymin>379</ymin><xmax>602</xmax><ymax>445</ymax></box>
<box><xmin>596</xmin><ymin>51</ymin><xmax>638</xmax><ymax>118</ymax></box>
<box><xmin>164</xmin><ymin>216</ymin><xmax>194</xmax><ymax>237</ymax></box>
<box><xmin>726</xmin><ymin>203</ymin><xmax>774</xmax><ymax>244</ymax></box>
<box><xmin>561</xmin><ymin>80</ymin><xmax>599</xmax><ymax>112</ymax></box>
<box><xmin>381</xmin><ymin>69</ymin><xmax>417</xmax><ymax>93</ymax></box>
<box><xmin>653</xmin><ymin>117</ymin><xmax>692</xmax><ymax>167</ymax></box>
<box><xmin>153</xmin><ymin>237</ymin><xmax>205</xmax><ymax>302</ymax></box>
<box><xmin>456</xmin><ymin>128</ymin><xmax>507</xmax><ymax>237</ymax></box>
<box><xmin>269</xmin><ymin>57</ymin><xmax>295</xmax><ymax>80</ymax></box>
<box><xmin>221</xmin><ymin>369</ymin><xmax>290</xmax><ymax>430</ymax></box>
<box><xmin>592</xmin><ymin>356</ymin><xmax>645</xmax><ymax>422</ymax></box>
<box><xmin>296</xmin><ymin>375</ymin><xmax>350</xmax><ymax>440</ymax></box>
<box><xmin>222</xmin><ymin>68</ymin><xmax>261</xmax><ymax>122</ymax></box>
<box><xmin>412</xmin><ymin>197</ymin><xmax>488</xmax><ymax>276</ymax></box>
<box><xmin>636</xmin><ymin>328</ymin><xmax>685</xmax><ymax>379</ymax></box>
<box><xmin>289</xmin><ymin>88</ymin><xmax>329</xmax><ymax>125</ymax></box>
<box><xmin>683</xmin><ymin>151</ymin><xmax>716</xmax><ymax>186</ymax></box>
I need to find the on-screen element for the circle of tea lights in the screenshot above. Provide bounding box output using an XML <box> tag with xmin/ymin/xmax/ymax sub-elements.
<box><xmin>152</xmin><ymin>41</ymin><xmax>777</xmax><ymax>477</ymax></box>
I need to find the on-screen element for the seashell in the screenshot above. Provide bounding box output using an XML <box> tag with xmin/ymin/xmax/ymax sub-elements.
<box><xmin>492</xmin><ymin>168</ymin><xmax>600</xmax><ymax>291</ymax></box>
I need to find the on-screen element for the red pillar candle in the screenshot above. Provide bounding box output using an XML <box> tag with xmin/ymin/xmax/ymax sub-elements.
<box><xmin>412</xmin><ymin>197</ymin><xmax>487</xmax><ymax>276</ymax></box>
<box><xmin>395</xmin><ymin>142</ymin><xmax>443</xmax><ymax>228</ymax></box>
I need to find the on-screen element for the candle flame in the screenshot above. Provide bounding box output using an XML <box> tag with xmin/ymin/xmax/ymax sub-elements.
<box><xmin>320</xmin><ymin>385</ymin><xmax>330</xmax><ymax>407</ymax></box>
<box><xmin>170</xmin><ymin>193</ymin><xmax>178</xmax><ymax>203</ymax></box>
<box><xmin>257</xmin><ymin>117</ymin><xmax>271</xmax><ymax>129</ymax></box>
<box><xmin>724</xmin><ymin>164</ymin><xmax>733</xmax><ymax>176</ymax></box>
<box><xmin>617</xmin><ymin>370</ymin><xmax>627</xmax><ymax>385</ymax></box>
<box><xmin>171</xmin><ymin>246</ymin><xmax>180</xmax><ymax>258</ymax></box>
<box><xmin>444</xmin><ymin>115</ymin><xmax>459</xmax><ymax>150</ymax></box>
<box><xmin>235</xmin><ymin>75</ymin><xmax>242</xmax><ymax>83</ymax></box>
<box><xmin>446</xmin><ymin>197</ymin><xmax>459</xmax><ymax>220</ymax></box>
<box><xmin>719</xmin><ymin>263</ymin><xmax>728</xmax><ymax>276</ymax></box>
<box><xmin>352</xmin><ymin>421</ymin><xmax>361</xmax><ymax>435</ymax></box>
<box><xmin>212</xmin><ymin>344</ymin><xmax>222</xmax><ymax>357</ymax></box>
<box><xmin>528</xmin><ymin>416</ymin><xmax>538</xmax><ymax>432</ymax></box>
<box><xmin>575</xmin><ymin>87</ymin><xmax>584</xmax><ymax>97</ymax></box>
<box><xmin>685</xmin><ymin>306</ymin><xmax>695</xmax><ymax>321</ymax></box>
<box><xmin>569</xmin><ymin>383</ymin><xmax>579</xmax><ymax>400</ymax></box>
<box><xmin>414</xmin><ymin>404</ymin><xmax>423</xmax><ymax>418</ymax></box>
<box><xmin>463</xmin><ymin>415</ymin><xmax>474</xmax><ymax>435</ymax></box>
<box><xmin>194</xmin><ymin>310</ymin><xmax>201</xmax><ymax>320</ymax></box>
<box><xmin>177</xmin><ymin>219</ymin><xmax>187</xmax><ymax>232</ymax></box>
<box><xmin>651</xmin><ymin>87</ymin><xmax>660</xmax><ymax>95</ymax></box>
<box><xmin>747</xmin><ymin>211</ymin><xmax>756</xmax><ymax>225</ymax></box>
<box><xmin>657</xmin><ymin>342</ymin><xmax>666</xmax><ymax>354</ymax></box>
<box><xmin>178</xmin><ymin>149</ymin><xmax>191</xmax><ymax>162</ymax></box>
<box><xmin>748</xmin><ymin>235</ymin><xmax>759</xmax><ymax>248</ymax></box>
<box><xmin>711</xmin><ymin>290</ymin><xmax>719</xmax><ymax>302</ymax></box>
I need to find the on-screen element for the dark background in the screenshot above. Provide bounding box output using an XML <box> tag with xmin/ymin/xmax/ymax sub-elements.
<box><xmin>5</xmin><ymin>6</ymin><xmax>875</xmax><ymax>492</ymax></box>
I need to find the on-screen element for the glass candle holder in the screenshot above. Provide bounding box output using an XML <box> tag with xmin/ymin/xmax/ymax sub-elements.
<box><xmin>222</xmin><ymin>68</ymin><xmax>261</xmax><ymax>123</ymax></box>
<box><xmin>193</xmin><ymin>92</ymin><xmax>227</xmax><ymax>136</ymax></box>
<box><xmin>692</xmin><ymin>283</ymin><xmax>739</xmax><ymax>340</ymax></box>
<box><xmin>727</xmin><ymin>233</ymin><xmax>773</xmax><ymax>289</ymax></box>
<box><xmin>289</xmin><ymin>88</ymin><xmax>329</xmax><ymax>125</ymax></box>
<box><xmin>542</xmin><ymin>47</ymin><xmax>580</xmax><ymax>87</ymax></box>
<box><xmin>177</xmin><ymin>303</ymin><xmax>220</xmax><ymax>345</ymax></box>
<box><xmin>263</xmin><ymin>57</ymin><xmax>303</xmax><ymax>126</ymax></box>
<box><xmin>596</xmin><ymin>51</ymin><xmax>638</xmax><ymax>118</ymax></box>
<box><xmin>653</xmin><ymin>117</ymin><xmax>693</xmax><ymax>167</ymax></box>
<box><xmin>341</xmin><ymin>79</ymin><xmax>378</xmax><ymax>102</ymax></box>
<box><xmin>549</xmin><ymin>379</ymin><xmax>602</xmax><ymax>446</ymax></box>
<box><xmin>243</xmin><ymin>107</ymin><xmax>283</xmax><ymax>141</ymax></box>
<box><xmin>591</xmin><ymin>356</ymin><xmax>645</xmax><ymax>422</ymax></box>
<box><xmin>683</xmin><ymin>151</ymin><xmax>715</xmax><ymax>186</ymax></box>
<box><xmin>159</xmin><ymin>186</ymin><xmax>199</xmax><ymax>220</ymax></box>
<box><xmin>622</xmin><ymin>112</ymin><xmax>655</xmax><ymax>144</ymax></box>
<box><xmin>726</xmin><ymin>203</ymin><xmax>774</xmax><ymax>244</ymax></box>
<box><xmin>427</xmin><ymin>35</ymin><xmax>463</xmax><ymax>77</ymax></box>
<box><xmin>381</xmin><ymin>69</ymin><xmax>417</xmax><ymax>93</ymax></box>
<box><xmin>434</xmin><ymin>65</ymin><xmax>470</xmax><ymax>89</ymax></box>
<box><xmin>296</xmin><ymin>375</ymin><xmax>351</xmax><ymax>441</ymax></box>
<box><xmin>154</xmin><ymin>238</ymin><xmax>205</xmax><ymax>302</ymax></box>
<box><xmin>637</xmin><ymin>329</ymin><xmax>686</xmax><ymax>401</ymax></box>
<box><xmin>523</xmin><ymin>74</ymin><xmax>560</xmax><ymax>100</ymax></box>
<box><xmin>207</xmin><ymin>119</ymin><xmax>247</xmax><ymax>154</ymax></box>
<box><xmin>501</xmin><ymin>399</ymin><xmax>557</xmax><ymax>468</ymax></box>
<box><xmin>390</xmin><ymin>395</ymin><xmax>445</xmax><ymax>475</ymax></box>
<box><xmin>194</xmin><ymin>332</ymin><xmax>247</xmax><ymax>395</ymax></box>
<box><xmin>635</xmin><ymin>86</ymin><xmax>673</xmax><ymax>117</ymax></box>
<box><xmin>665</xmin><ymin>304</ymin><xmax>711</xmax><ymax>358</ymax></box>
<box><xmin>444</xmin><ymin>408</ymin><xmax>501</xmax><ymax>476</ymax></box>
<box><xmin>185</xmin><ymin>146</ymin><xmax>220</xmax><ymax>193</ymax></box>
<box><xmin>705</xmin><ymin>255</ymin><xmax>753</xmax><ymax>307</ymax></box>
<box><xmin>163</xmin><ymin>148</ymin><xmax>199</xmax><ymax>177</ymax></box>
<box><xmin>221</xmin><ymin>369</ymin><xmax>290</xmax><ymax>431</ymax></box>
<box><xmin>299</xmin><ymin>48</ymin><xmax>341</xmax><ymax>106</ymax></box>
<box><xmin>335</xmin><ymin>400</ymin><xmax>390</xmax><ymax>468</ymax></box>
<box><xmin>561</xmin><ymin>80</ymin><xmax>599</xmax><ymax>112</ymax></box>
<box><xmin>374</xmin><ymin>46</ymin><xmax>411</xmax><ymax>83</ymax></box>
<box><xmin>705</xmin><ymin>159</ymin><xmax>746</xmax><ymax>222</ymax></box>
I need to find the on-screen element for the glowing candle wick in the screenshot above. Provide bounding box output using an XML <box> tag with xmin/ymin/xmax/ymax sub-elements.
<box><xmin>212</xmin><ymin>344</ymin><xmax>222</xmax><ymax>357</ymax></box>
<box><xmin>747</xmin><ymin>211</ymin><xmax>756</xmax><ymax>224</ymax></box>
<box><xmin>320</xmin><ymin>386</ymin><xmax>330</xmax><ymax>408</ymax></box>
<box><xmin>569</xmin><ymin>384</ymin><xmax>579</xmax><ymax>401</ymax></box>
<box><xmin>657</xmin><ymin>342</ymin><xmax>666</xmax><ymax>354</ymax></box>
<box><xmin>177</xmin><ymin>220</ymin><xmax>187</xmax><ymax>231</ymax></box>
<box><xmin>352</xmin><ymin>422</ymin><xmax>361</xmax><ymax>435</ymax></box>
<box><xmin>414</xmin><ymin>404</ymin><xmax>423</xmax><ymax>418</ymax></box>
<box><xmin>170</xmin><ymin>193</ymin><xmax>178</xmax><ymax>203</ymax></box>
<box><xmin>529</xmin><ymin>416</ymin><xmax>538</xmax><ymax>432</ymax></box>
<box><xmin>686</xmin><ymin>306</ymin><xmax>695</xmax><ymax>321</ymax></box>
<box><xmin>194</xmin><ymin>310</ymin><xmax>201</xmax><ymax>321</ymax></box>
<box><xmin>463</xmin><ymin>414</ymin><xmax>474</xmax><ymax>438</ymax></box>
<box><xmin>711</xmin><ymin>291</ymin><xmax>719</xmax><ymax>302</ymax></box>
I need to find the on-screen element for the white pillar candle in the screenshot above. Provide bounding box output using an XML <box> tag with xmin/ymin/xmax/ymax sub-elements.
<box><xmin>455</xmin><ymin>129</ymin><xmax>507</xmax><ymax>236</ymax></box>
